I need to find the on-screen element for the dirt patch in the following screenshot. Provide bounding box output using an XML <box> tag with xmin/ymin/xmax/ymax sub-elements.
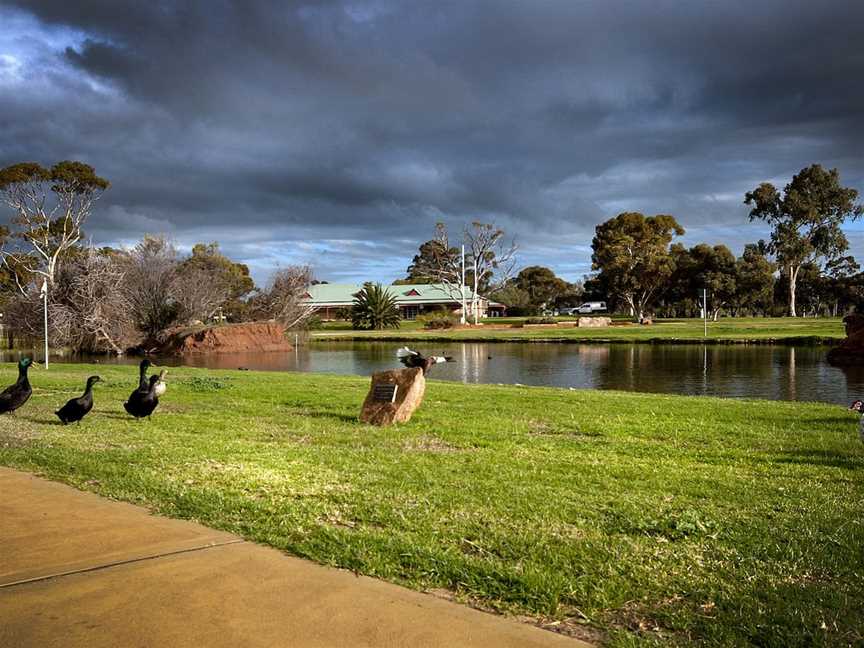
<box><xmin>157</xmin><ymin>321</ymin><xmax>294</xmax><ymax>356</ymax></box>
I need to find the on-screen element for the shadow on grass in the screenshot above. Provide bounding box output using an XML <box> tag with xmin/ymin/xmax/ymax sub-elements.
<box><xmin>774</xmin><ymin>448</ymin><xmax>864</xmax><ymax>470</ymax></box>
<box><xmin>289</xmin><ymin>409</ymin><xmax>358</xmax><ymax>424</ymax></box>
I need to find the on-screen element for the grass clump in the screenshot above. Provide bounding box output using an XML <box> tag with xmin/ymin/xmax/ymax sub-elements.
<box><xmin>0</xmin><ymin>363</ymin><xmax>862</xmax><ymax>646</ymax></box>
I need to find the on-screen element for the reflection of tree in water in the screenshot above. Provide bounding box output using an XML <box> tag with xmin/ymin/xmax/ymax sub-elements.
<box><xmin>13</xmin><ymin>342</ymin><xmax>862</xmax><ymax>404</ymax></box>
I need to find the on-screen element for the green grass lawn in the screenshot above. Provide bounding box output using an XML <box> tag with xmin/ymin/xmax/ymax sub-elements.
<box><xmin>313</xmin><ymin>316</ymin><xmax>845</xmax><ymax>344</ymax></box>
<box><xmin>1</xmin><ymin>364</ymin><xmax>862</xmax><ymax>646</ymax></box>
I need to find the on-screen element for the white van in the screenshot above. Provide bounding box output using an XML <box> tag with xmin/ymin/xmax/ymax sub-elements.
<box><xmin>576</xmin><ymin>301</ymin><xmax>607</xmax><ymax>314</ymax></box>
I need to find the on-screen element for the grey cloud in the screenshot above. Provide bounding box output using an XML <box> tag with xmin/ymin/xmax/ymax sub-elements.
<box><xmin>1</xmin><ymin>0</ymin><xmax>863</xmax><ymax>284</ymax></box>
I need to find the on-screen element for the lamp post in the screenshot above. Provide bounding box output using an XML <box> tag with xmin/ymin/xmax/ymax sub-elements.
<box><xmin>40</xmin><ymin>279</ymin><xmax>48</xmax><ymax>369</ymax></box>
<box><xmin>460</xmin><ymin>244</ymin><xmax>466</xmax><ymax>325</ymax></box>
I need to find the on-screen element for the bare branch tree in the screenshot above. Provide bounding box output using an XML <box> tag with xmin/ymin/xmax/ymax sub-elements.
<box><xmin>53</xmin><ymin>249</ymin><xmax>138</xmax><ymax>354</ymax></box>
<box><xmin>249</xmin><ymin>265</ymin><xmax>316</xmax><ymax>328</ymax></box>
<box><xmin>424</xmin><ymin>221</ymin><xmax>518</xmax><ymax>324</ymax></box>
<box><xmin>120</xmin><ymin>235</ymin><xmax>182</xmax><ymax>340</ymax></box>
<box><xmin>428</xmin><ymin>222</ymin><xmax>468</xmax><ymax>322</ymax></box>
<box><xmin>464</xmin><ymin>221</ymin><xmax>517</xmax><ymax>324</ymax></box>
<box><xmin>172</xmin><ymin>265</ymin><xmax>231</xmax><ymax>324</ymax></box>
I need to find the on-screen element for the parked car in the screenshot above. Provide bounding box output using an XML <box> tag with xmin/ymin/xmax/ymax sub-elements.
<box><xmin>575</xmin><ymin>301</ymin><xmax>607</xmax><ymax>314</ymax></box>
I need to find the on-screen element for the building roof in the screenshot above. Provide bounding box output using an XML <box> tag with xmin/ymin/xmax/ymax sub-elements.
<box><xmin>302</xmin><ymin>283</ymin><xmax>483</xmax><ymax>307</ymax></box>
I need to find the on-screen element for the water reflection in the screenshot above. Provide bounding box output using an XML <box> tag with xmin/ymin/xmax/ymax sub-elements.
<box><xmin>3</xmin><ymin>342</ymin><xmax>863</xmax><ymax>405</ymax></box>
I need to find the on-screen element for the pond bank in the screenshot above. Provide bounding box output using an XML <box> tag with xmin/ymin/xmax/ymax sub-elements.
<box><xmin>311</xmin><ymin>316</ymin><xmax>845</xmax><ymax>345</ymax></box>
<box><xmin>312</xmin><ymin>333</ymin><xmax>842</xmax><ymax>346</ymax></box>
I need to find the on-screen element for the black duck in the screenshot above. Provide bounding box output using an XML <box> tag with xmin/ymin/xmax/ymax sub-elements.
<box><xmin>0</xmin><ymin>357</ymin><xmax>34</xmax><ymax>415</ymax></box>
<box><xmin>55</xmin><ymin>375</ymin><xmax>101</xmax><ymax>425</ymax></box>
<box><xmin>396</xmin><ymin>346</ymin><xmax>453</xmax><ymax>374</ymax></box>
<box><xmin>124</xmin><ymin>374</ymin><xmax>160</xmax><ymax>419</ymax></box>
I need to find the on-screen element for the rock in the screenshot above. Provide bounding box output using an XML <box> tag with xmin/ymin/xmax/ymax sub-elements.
<box><xmin>827</xmin><ymin>314</ymin><xmax>864</xmax><ymax>365</ymax></box>
<box><xmin>639</xmin><ymin>317</ymin><xmax>653</xmax><ymax>326</ymax></box>
<box><xmin>578</xmin><ymin>316</ymin><xmax>612</xmax><ymax>328</ymax></box>
<box><xmin>843</xmin><ymin>313</ymin><xmax>864</xmax><ymax>336</ymax></box>
<box><xmin>156</xmin><ymin>321</ymin><xmax>294</xmax><ymax>356</ymax></box>
<box><xmin>360</xmin><ymin>368</ymin><xmax>426</xmax><ymax>426</ymax></box>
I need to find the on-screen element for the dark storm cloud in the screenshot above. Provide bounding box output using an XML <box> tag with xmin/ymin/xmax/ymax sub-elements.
<box><xmin>2</xmin><ymin>0</ymin><xmax>864</xmax><ymax>282</ymax></box>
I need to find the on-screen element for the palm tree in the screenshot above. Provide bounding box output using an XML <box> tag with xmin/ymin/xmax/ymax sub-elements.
<box><xmin>351</xmin><ymin>283</ymin><xmax>401</xmax><ymax>330</ymax></box>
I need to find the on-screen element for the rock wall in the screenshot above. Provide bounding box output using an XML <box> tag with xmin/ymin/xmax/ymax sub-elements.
<box><xmin>158</xmin><ymin>321</ymin><xmax>294</xmax><ymax>355</ymax></box>
<box><xmin>578</xmin><ymin>316</ymin><xmax>612</xmax><ymax>328</ymax></box>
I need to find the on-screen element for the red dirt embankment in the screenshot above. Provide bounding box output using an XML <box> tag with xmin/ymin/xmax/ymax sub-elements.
<box><xmin>158</xmin><ymin>321</ymin><xmax>293</xmax><ymax>356</ymax></box>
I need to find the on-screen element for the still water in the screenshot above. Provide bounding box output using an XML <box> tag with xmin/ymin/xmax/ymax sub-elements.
<box><xmin>8</xmin><ymin>341</ymin><xmax>863</xmax><ymax>405</ymax></box>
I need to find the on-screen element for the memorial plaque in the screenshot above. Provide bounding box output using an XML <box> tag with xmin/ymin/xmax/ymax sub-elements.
<box><xmin>360</xmin><ymin>368</ymin><xmax>426</xmax><ymax>425</ymax></box>
<box><xmin>372</xmin><ymin>383</ymin><xmax>398</xmax><ymax>403</ymax></box>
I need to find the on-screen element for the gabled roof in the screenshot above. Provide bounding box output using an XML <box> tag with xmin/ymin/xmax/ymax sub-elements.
<box><xmin>302</xmin><ymin>283</ymin><xmax>482</xmax><ymax>306</ymax></box>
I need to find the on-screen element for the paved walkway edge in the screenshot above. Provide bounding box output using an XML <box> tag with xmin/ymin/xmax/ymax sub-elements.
<box><xmin>1</xmin><ymin>467</ymin><xmax>593</xmax><ymax>648</ymax></box>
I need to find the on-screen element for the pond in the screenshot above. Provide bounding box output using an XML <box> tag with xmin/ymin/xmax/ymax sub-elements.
<box><xmin>5</xmin><ymin>341</ymin><xmax>863</xmax><ymax>405</ymax></box>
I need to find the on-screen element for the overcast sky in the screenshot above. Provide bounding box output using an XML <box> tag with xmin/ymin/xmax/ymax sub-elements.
<box><xmin>1</xmin><ymin>0</ymin><xmax>863</xmax><ymax>285</ymax></box>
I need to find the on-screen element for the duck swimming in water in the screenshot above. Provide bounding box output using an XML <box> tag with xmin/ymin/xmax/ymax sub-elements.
<box><xmin>124</xmin><ymin>374</ymin><xmax>161</xmax><ymax>420</ymax></box>
<box><xmin>56</xmin><ymin>376</ymin><xmax>101</xmax><ymax>425</ymax></box>
<box><xmin>396</xmin><ymin>347</ymin><xmax>453</xmax><ymax>374</ymax></box>
<box><xmin>0</xmin><ymin>357</ymin><xmax>34</xmax><ymax>415</ymax></box>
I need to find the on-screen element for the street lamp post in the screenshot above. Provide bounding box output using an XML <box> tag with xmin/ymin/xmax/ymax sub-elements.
<box><xmin>41</xmin><ymin>279</ymin><xmax>48</xmax><ymax>369</ymax></box>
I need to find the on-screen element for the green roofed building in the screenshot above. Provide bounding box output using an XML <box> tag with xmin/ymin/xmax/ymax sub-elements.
<box><xmin>302</xmin><ymin>283</ymin><xmax>506</xmax><ymax>320</ymax></box>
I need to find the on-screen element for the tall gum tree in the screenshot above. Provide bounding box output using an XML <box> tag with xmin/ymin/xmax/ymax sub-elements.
<box><xmin>0</xmin><ymin>161</ymin><xmax>109</xmax><ymax>291</ymax></box>
<box><xmin>745</xmin><ymin>164</ymin><xmax>862</xmax><ymax>317</ymax></box>
<box><xmin>591</xmin><ymin>212</ymin><xmax>684</xmax><ymax>321</ymax></box>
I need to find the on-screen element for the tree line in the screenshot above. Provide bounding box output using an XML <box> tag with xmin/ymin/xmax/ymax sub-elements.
<box><xmin>396</xmin><ymin>165</ymin><xmax>863</xmax><ymax>321</ymax></box>
<box><xmin>0</xmin><ymin>161</ymin><xmax>313</xmax><ymax>353</ymax></box>
<box><xmin>4</xmin><ymin>159</ymin><xmax>861</xmax><ymax>347</ymax></box>
<box><xmin>587</xmin><ymin>165</ymin><xmax>863</xmax><ymax>320</ymax></box>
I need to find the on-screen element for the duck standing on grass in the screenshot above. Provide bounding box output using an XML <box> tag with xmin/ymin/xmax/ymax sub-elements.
<box><xmin>153</xmin><ymin>369</ymin><xmax>168</xmax><ymax>397</ymax></box>
<box><xmin>396</xmin><ymin>347</ymin><xmax>453</xmax><ymax>375</ymax></box>
<box><xmin>56</xmin><ymin>376</ymin><xmax>101</xmax><ymax>425</ymax></box>
<box><xmin>849</xmin><ymin>400</ymin><xmax>864</xmax><ymax>442</ymax></box>
<box><xmin>124</xmin><ymin>375</ymin><xmax>161</xmax><ymax>420</ymax></box>
<box><xmin>136</xmin><ymin>359</ymin><xmax>151</xmax><ymax>392</ymax></box>
<box><xmin>0</xmin><ymin>357</ymin><xmax>34</xmax><ymax>415</ymax></box>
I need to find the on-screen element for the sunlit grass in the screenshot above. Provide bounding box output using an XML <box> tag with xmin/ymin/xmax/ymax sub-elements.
<box><xmin>314</xmin><ymin>317</ymin><xmax>845</xmax><ymax>343</ymax></box>
<box><xmin>1</xmin><ymin>363</ymin><xmax>862</xmax><ymax>646</ymax></box>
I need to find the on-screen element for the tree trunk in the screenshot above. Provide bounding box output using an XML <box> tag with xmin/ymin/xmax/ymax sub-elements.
<box><xmin>788</xmin><ymin>264</ymin><xmax>799</xmax><ymax>317</ymax></box>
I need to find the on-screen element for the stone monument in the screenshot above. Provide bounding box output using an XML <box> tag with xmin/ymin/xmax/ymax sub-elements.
<box><xmin>360</xmin><ymin>367</ymin><xmax>426</xmax><ymax>425</ymax></box>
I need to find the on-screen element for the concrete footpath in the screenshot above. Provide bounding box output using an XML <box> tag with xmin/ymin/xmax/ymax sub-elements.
<box><xmin>0</xmin><ymin>468</ymin><xmax>590</xmax><ymax>647</ymax></box>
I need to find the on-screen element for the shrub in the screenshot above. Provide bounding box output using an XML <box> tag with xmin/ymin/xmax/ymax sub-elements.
<box><xmin>304</xmin><ymin>315</ymin><xmax>324</xmax><ymax>330</ymax></box>
<box><xmin>524</xmin><ymin>317</ymin><xmax>557</xmax><ymax>325</ymax></box>
<box><xmin>417</xmin><ymin>310</ymin><xmax>458</xmax><ymax>329</ymax></box>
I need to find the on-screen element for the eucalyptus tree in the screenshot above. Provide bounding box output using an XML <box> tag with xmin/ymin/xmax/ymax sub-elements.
<box><xmin>731</xmin><ymin>244</ymin><xmax>776</xmax><ymax>316</ymax></box>
<box><xmin>591</xmin><ymin>212</ymin><xmax>685</xmax><ymax>321</ymax></box>
<box><xmin>0</xmin><ymin>161</ymin><xmax>109</xmax><ymax>293</ymax></box>
<box><xmin>745</xmin><ymin>164</ymin><xmax>862</xmax><ymax>316</ymax></box>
